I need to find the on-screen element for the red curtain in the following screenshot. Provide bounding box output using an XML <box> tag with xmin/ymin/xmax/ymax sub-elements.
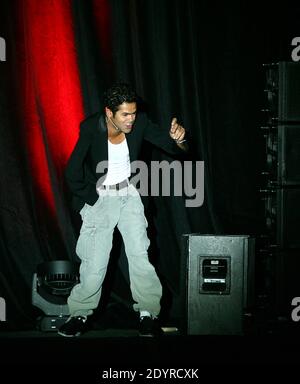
<box><xmin>16</xmin><ymin>0</ymin><xmax>85</xmax><ymax>216</ymax></box>
<box><xmin>0</xmin><ymin>0</ymin><xmax>114</xmax><ymax>327</ymax></box>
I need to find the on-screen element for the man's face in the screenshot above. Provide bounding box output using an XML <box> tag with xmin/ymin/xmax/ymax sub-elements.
<box><xmin>108</xmin><ymin>102</ymin><xmax>137</xmax><ymax>134</ymax></box>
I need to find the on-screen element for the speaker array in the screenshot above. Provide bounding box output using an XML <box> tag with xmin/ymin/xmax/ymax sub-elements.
<box><xmin>260</xmin><ymin>62</ymin><xmax>300</xmax><ymax>315</ymax></box>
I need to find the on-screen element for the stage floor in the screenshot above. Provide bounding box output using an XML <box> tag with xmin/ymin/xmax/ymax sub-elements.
<box><xmin>1</xmin><ymin>322</ymin><xmax>300</xmax><ymax>367</ymax></box>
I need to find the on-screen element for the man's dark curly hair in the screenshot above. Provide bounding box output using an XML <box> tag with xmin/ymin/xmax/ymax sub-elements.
<box><xmin>103</xmin><ymin>82</ymin><xmax>137</xmax><ymax>115</ymax></box>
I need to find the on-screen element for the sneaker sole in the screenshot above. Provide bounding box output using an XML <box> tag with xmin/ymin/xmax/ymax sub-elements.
<box><xmin>57</xmin><ymin>331</ymin><xmax>82</xmax><ymax>337</ymax></box>
<box><xmin>139</xmin><ymin>333</ymin><xmax>155</xmax><ymax>337</ymax></box>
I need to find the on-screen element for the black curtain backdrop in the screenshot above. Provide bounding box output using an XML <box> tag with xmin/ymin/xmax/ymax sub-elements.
<box><xmin>0</xmin><ymin>0</ymin><xmax>299</xmax><ymax>330</ymax></box>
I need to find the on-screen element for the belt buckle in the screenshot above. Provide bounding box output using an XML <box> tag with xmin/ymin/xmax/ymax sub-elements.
<box><xmin>117</xmin><ymin>179</ymin><xmax>128</xmax><ymax>190</ymax></box>
<box><xmin>106</xmin><ymin>179</ymin><xmax>128</xmax><ymax>191</ymax></box>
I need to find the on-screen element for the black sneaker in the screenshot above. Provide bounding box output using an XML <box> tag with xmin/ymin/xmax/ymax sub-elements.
<box><xmin>57</xmin><ymin>316</ymin><xmax>88</xmax><ymax>337</ymax></box>
<box><xmin>139</xmin><ymin>316</ymin><xmax>162</xmax><ymax>337</ymax></box>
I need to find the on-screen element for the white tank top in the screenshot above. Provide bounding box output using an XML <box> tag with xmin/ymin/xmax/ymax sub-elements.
<box><xmin>102</xmin><ymin>138</ymin><xmax>131</xmax><ymax>185</ymax></box>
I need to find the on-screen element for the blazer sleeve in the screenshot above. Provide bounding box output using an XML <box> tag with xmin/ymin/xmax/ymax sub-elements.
<box><xmin>141</xmin><ymin>113</ymin><xmax>186</xmax><ymax>155</ymax></box>
<box><xmin>65</xmin><ymin>122</ymin><xmax>94</xmax><ymax>200</ymax></box>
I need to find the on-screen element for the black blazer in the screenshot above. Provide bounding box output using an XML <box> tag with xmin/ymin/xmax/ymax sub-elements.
<box><xmin>65</xmin><ymin>112</ymin><xmax>181</xmax><ymax>211</ymax></box>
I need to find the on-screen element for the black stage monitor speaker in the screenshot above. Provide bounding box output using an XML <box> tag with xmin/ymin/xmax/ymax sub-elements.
<box><xmin>181</xmin><ymin>235</ymin><xmax>255</xmax><ymax>335</ymax></box>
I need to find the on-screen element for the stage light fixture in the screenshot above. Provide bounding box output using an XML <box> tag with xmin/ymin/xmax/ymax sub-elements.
<box><xmin>32</xmin><ymin>260</ymin><xmax>79</xmax><ymax>331</ymax></box>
